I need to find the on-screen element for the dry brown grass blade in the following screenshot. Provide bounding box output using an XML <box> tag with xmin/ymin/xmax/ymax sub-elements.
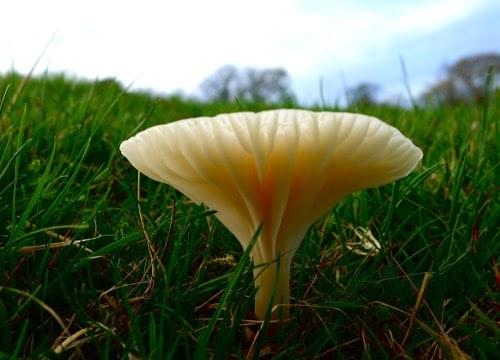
<box><xmin>371</xmin><ymin>300</ymin><xmax>471</xmax><ymax>360</ymax></box>
<box><xmin>11</xmin><ymin>223</ymin><xmax>101</xmax><ymax>254</ymax></box>
<box><xmin>136</xmin><ymin>173</ymin><xmax>163</xmax><ymax>303</ymax></box>
<box><xmin>414</xmin><ymin>318</ymin><xmax>472</xmax><ymax>360</ymax></box>
<box><xmin>1</xmin><ymin>286</ymin><xmax>70</xmax><ymax>337</ymax></box>
<box><xmin>17</xmin><ymin>235</ymin><xmax>99</xmax><ymax>254</ymax></box>
<box><xmin>401</xmin><ymin>272</ymin><xmax>433</xmax><ymax>347</ymax></box>
<box><xmin>391</xmin><ymin>256</ymin><xmax>472</xmax><ymax>358</ymax></box>
<box><xmin>194</xmin><ymin>289</ymin><xmax>225</xmax><ymax>312</ymax></box>
<box><xmin>52</xmin><ymin>327</ymin><xmax>91</xmax><ymax>355</ymax></box>
<box><xmin>245</xmin><ymin>320</ymin><xmax>265</xmax><ymax>360</ymax></box>
<box><xmin>390</xmin><ymin>255</ymin><xmax>446</xmax><ymax>330</ymax></box>
<box><xmin>160</xmin><ymin>199</ymin><xmax>176</xmax><ymax>261</ymax></box>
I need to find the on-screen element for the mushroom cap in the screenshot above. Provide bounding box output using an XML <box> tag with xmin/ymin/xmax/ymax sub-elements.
<box><xmin>120</xmin><ymin>109</ymin><xmax>422</xmax><ymax>263</ymax></box>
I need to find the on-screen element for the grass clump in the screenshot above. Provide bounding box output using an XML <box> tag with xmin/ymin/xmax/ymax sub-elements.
<box><xmin>0</xmin><ymin>72</ymin><xmax>498</xmax><ymax>359</ymax></box>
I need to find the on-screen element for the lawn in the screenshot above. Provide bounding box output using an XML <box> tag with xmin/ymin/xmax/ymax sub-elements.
<box><xmin>0</xmin><ymin>73</ymin><xmax>498</xmax><ymax>359</ymax></box>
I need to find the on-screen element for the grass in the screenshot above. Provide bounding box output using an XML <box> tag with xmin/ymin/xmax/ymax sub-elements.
<box><xmin>0</xmin><ymin>72</ymin><xmax>498</xmax><ymax>359</ymax></box>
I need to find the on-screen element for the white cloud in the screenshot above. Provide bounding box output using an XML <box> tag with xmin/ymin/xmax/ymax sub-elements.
<box><xmin>0</xmin><ymin>0</ymin><xmax>488</xmax><ymax>97</ymax></box>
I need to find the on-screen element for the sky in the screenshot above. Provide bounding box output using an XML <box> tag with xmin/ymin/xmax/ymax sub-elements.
<box><xmin>1</xmin><ymin>0</ymin><xmax>499</xmax><ymax>105</ymax></box>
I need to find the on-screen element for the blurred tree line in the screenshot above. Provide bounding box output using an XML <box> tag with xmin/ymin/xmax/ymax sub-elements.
<box><xmin>200</xmin><ymin>65</ymin><xmax>295</xmax><ymax>104</ymax></box>
<box><xmin>200</xmin><ymin>52</ymin><xmax>499</xmax><ymax>106</ymax></box>
<box><xmin>422</xmin><ymin>52</ymin><xmax>500</xmax><ymax>105</ymax></box>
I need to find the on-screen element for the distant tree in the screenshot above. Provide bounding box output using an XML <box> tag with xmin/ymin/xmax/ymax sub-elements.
<box><xmin>241</xmin><ymin>68</ymin><xmax>295</xmax><ymax>103</ymax></box>
<box><xmin>200</xmin><ymin>65</ymin><xmax>296</xmax><ymax>104</ymax></box>
<box><xmin>346</xmin><ymin>82</ymin><xmax>380</xmax><ymax>106</ymax></box>
<box><xmin>422</xmin><ymin>52</ymin><xmax>500</xmax><ymax>104</ymax></box>
<box><xmin>421</xmin><ymin>78</ymin><xmax>462</xmax><ymax>105</ymax></box>
<box><xmin>200</xmin><ymin>65</ymin><xmax>239</xmax><ymax>102</ymax></box>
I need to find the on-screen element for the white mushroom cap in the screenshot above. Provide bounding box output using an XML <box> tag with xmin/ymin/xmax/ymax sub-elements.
<box><xmin>120</xmin><ymin>109</ymin><xmax>423</xmax><ymax>319</ymax></box>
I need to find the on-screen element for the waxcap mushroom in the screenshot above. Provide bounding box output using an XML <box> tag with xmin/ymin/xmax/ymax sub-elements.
<box><xmin>120</xmin><ymin>109</ymin><xmax>423</xmax><ymax>320</ymax></box>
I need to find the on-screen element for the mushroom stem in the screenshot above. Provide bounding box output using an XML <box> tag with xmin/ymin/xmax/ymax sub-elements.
<box><xmin>253</xmin><ymin>254</ymin><xmax>291</xmax><ymax>320</ymax></box>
